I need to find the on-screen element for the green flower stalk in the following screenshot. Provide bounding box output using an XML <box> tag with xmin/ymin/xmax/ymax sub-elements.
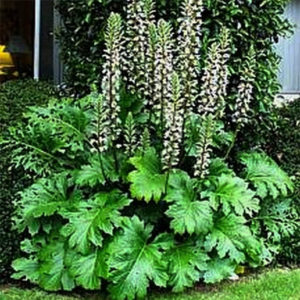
<box><xmin>101</xmin><ymin>13</ymin><xmax>124</xmax><ymax>148</ymax></box>
<box><xmin>124</xmin><ymin>112</ymin><xmax>138</xmax><ymax>156</ymax></box>
<box><xmin>177</xmin><ymin>0</ymin><xmax>203</xmax><ymax>114</ymax></box>
<box><xmin>162</xmin><ymin>72</ymin><xmax>184</xmax><ymax>170</ymax></box>
<box><xmin>199</xmin><ymin>27</ymin><xmax>231</xmax><ymax>117</ymax></box>
<box><xmin>90</xmin><ymin>92</ymin><xmax>110</xmax><ymax>153</ymax></box>
<box><xmin>143</xmin><ymin>0</ymin><xmax>156</xmax><ymax>22</ymax></box>
<box><xmin>154</xmin><ymin>20</ymin><xmax>174</xmax><ymax>133</ymax></box>
<box><xmin>139</xmin><ymin>127</ymin><xmax>151</xmax><ymax>154</ymax></box>
<box><xmin>232</xmin><ymin>46</ymin><xmax>256</xmax><ymax>125</ymax></box>
<box><xmin>194</xmin><ymin>115</ymin><xmax>214</xmax><ymax>178</ymax></box>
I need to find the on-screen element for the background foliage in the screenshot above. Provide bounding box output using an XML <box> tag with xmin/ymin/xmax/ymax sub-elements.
<box><xmin>55</xmin><ymin>0</ymin><xmax>292</xmax><ymax>104</ymax></box>
<box><xmin>265</xmin><ymin>98</ymin><xmax>300</xmax><ymax>264</ymax></box>
<box><xmin>0</xmin><ymin>79</ymin><xmax>57</xmax><ymax>282</ymax></box>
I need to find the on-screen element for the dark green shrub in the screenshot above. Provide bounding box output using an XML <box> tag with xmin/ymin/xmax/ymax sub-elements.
<box><xmin>0</xmin><ymin>79</ymin><xmax>57</xmax><ymax>133</ymax></box>
<box><xmin>267</xmin><ymin>99</ymin><xmax>300</xmax><ymax>191</ymax></box>
<box><xmin>0</xmin><ymin>79</ymin><xmax>57</xmax><ymax>282</ymax></box>
<box><xmin>265</xmin><ymin>98</ymin><xmax>300</xmax><ymax>265</ymax></box>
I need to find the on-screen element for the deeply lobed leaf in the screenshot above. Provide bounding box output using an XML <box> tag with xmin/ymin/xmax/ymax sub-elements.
<box><xmin>61</xmin><ymin>190</ymin><xmax>131</xmax><ymax>254</ymax></box>
<box><xmin>16</xmin><ymin>174</ymin><xmax>81</xmax><ymax>235</ymax></box>
<box><xmin>240</xmin><ymin>152</ymin><xmax>293</xmax><ymax>199</ymax></box>
<box><xmin>165</xmin><ymin>170</ymin><xmax>213</xmax><ymax>235</ymax></box>
<box><xmin>202</xmin><ymin>174</ymin><xmax>259</xmax><ymax>216</ymax></box>
<box><xmin>108</xmin><ymin>216</ymin><xmax>170</xmax><ymax>300</ymax></box>
<box><xmin>166</xmin><ymin>239</ymin><xmax>208</xmax><ymax>292</ymax></box>
<box><xmin>205</xmin><ymin>214</ymin><xmax>261</xmax><ymax>264</ymax></box>
<box><xmin>128</xmin><ymin>148</ymin><xmax>167</xmax><ymax>202</ymax></box>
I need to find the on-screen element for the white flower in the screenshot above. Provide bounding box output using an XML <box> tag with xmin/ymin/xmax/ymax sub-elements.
<box><xmin>199</xmin><ymin>27</ymin><xmax>231</xmax><ymax>118</ymax></box>
<box><xmin>100</xmin><ymin>13</ymin><xmax>124</xmax><ymax>150</ymax></box>
<box><xmin>162</xmin><ymin>72</ymin><xmax>184</xmax><ymax>170</ymax></box>
<box><xmin>232</xmin><ymin>46</ymin><xmax>256</xmax><ymax>125</ymax></box>
<box><xmin>154</xmin><ymin>20</ymin><xmax>174</xmax><ymax>126</ymax></box>
<box><xmin>194</xmin><ymin>115</ymin><xmax>214</xmax><ymax>178</ymax></box>
<box><xmin>177</xmin><ymin>0</ymin><xmax>204</xmax><ymax>114</ymax></box>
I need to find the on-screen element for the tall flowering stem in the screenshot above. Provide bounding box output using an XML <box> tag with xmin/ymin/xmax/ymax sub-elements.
<box><xmin>145</xmin><ymin>23</ymin><xmax>158</xmax><ymax>111</ymax></box>
<box><xmin>177</xmin><ymin>0</ymin><xmax>203</xmax><ymax>114</ymax></box>
<box><xmin>89</xmin><ymin>88</ymin><xmax>109</xmax><ymax>182</ymax></box>
<box><xmin>162</xmin><ymin>72</ymin><xmax>184</xmax><ymax>170</ymax></box>
<box><xmin>154</xmin><ymin>20</ymin><xmax>174</xmax><ymax>137</ymax></box>
<box><xmin>125</xmin><ymin>0</ymin><xmax>156</xmax><ymax>99</ymax></box>
<box><xmin>90</xmin><ymin>92</ymin><xmax>109</xmax><ymax>153</ymax></box>
<box><xmin>217</xmin><ymin>27</ymin><xmax>231</xmax><ymax>116</ymax></box>
<box><xmin>232</xmin><ymin>46</ymin><xmax>256</xmax><ymax>125</ymax></box>
<box><xmin>139</xmin><ymin>127</ymin><xmax>151</xmax><ymax>155</ymax></box>
<box><xmin>199</xmin><ymin>27</ymin><xmax>231</xmax><ymax>118</ymax></box>
<box><xmin>194</xmin><ymin>115</ymin><xmax>214</xmax><ymax>178</ymax></box>
<box><xmin>101</xmin><ymin>13</ymin><xmax>124</xmax><ymax>149</ymax></box>
<box><xmin>225</xmin><ymin>46</ymin><xmax>256</xmax><ymax>160</ymax></box>
<box><xmin>124</xmin><ymin>112</ymin><xmax>138</xmax><ymax>157</ymax></box>
<box><xmin>143</xmin><ymin>0</ymin><xmax>157</xmax><ymax>107</ymax></box>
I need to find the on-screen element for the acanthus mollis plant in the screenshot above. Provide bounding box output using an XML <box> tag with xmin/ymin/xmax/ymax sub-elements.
<box><xmin>124</xmin><ymin>0</ymin><xmax>156</xmax><ymax>99</ymax></box>
<box><xmin>9</xmin><ymin>1</ymin><xmax>298</xmax><ymax>299</ymax></box>
<box><xmin>100</xmin><ymin>12</ymin><xmax>124</xmax><ymax>149</ymax></box>
<box><xmin>162</xmin><ymin>72</ymin><xmax>184</xmax><ymax>170</ymax></box>
<box><xmin>198</xmin><ymin>27</ymin><xmax>231</xmax><ymax>117</ymax></box>
<box><xmin>177</xmin><ymin>0</ymin><xmax>204</xmax><ymax>116</ymax></box>
<box><xmin>232</xmin><ymin>46</ymin><xmax>256</xmax><ymax>126</ymax></box>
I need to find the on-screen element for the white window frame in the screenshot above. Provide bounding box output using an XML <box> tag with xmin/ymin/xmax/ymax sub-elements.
<box><xmin>34</xmin><ymin>0</ymin><xmax>41</xmax><ymax>80</ymax></box>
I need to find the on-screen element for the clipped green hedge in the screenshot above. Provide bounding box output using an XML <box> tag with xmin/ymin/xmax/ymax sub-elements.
<box><xmin>266</xmin><ymin>98</ymin><xmax>300</xmax><ymax>264</ymax></box>
<box><xmin>272</xmin><ymin>99</ymin><xmax>300</xmax><ymax>189</ymax></box>
<box><xmin>0</xmin><ymin>79</ymin><xmax>57</xmax><ymax>282</ymax></box>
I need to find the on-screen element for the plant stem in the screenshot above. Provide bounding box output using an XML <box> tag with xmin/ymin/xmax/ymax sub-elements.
<box><xmin>178</xmin><ymin>142</ymin><xmax>192</xmax><ymax>167</ymax></box>
<box><xmin>224</xmin><ymin>124</ymin><xmax>240</xmax><ymax>160</ymax></box>
<box><xmin>98</xmin><ymin>152</ymin><xmax>108</xmax><ymax>183</ymax></box>
<box><xmin>148</xmin><ymin>110</ymin><xmax>153</xmax><ymax>127</ymax></box>
<box><xmin>164</xmin><ymin>171</ymin><xmax>170</xmax><ymax>195</ymax></box>
<box><xmin>113</xmin><ymin>147</ymin><xmax>119</xmax><ymax>173</ymax></box>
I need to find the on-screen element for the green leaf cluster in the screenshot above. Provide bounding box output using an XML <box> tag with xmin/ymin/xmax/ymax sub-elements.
<box><xmin>0</xmin><ymin>79</ymin><xmax>58</xmax><ymax>282</ymax></box>
<box><xmin>8</xmin><ymin>96</ymin><xmax>297</xmax><ymax>299</ymax></box>
<box><xmin>263</xmin><ymin>98</ymin><xmax>300</xmax><ymax>264</ymax></box>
